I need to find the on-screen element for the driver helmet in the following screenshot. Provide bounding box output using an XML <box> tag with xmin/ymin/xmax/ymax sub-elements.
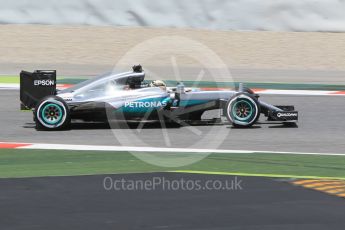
<box><xmin>150</xmin><ymin>80</ymin><xmax>167</xmax><ymax>88</ymax></box>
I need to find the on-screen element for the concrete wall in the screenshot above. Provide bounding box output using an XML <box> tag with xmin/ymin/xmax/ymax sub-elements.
<box><xmin>1</xmin><ymin>25</ymin><xmax>345</xmax><ymax>84</ymax></box>
<box><xmin>1</xmin><ymin>0</ymin><xmax>345</xmax><ymax>32</ymax></box>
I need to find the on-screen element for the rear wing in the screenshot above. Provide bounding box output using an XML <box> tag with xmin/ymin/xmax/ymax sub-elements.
<box><xmin>20</xmin><ymin>70</ymin><xmax>57</xmax><ymax>110</ymax></box>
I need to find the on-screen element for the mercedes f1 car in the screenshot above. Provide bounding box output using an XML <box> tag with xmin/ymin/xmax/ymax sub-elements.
<box><xmin>20</xmin><ymin>65</ymin><xmax>298</xmax><ymax>130</ymax></box>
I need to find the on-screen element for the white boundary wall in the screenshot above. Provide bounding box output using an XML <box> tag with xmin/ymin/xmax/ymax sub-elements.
<box><xmin>1</xmin><ymin>0</ymin><xmax>345</xmax><ymax>32</ymax></box>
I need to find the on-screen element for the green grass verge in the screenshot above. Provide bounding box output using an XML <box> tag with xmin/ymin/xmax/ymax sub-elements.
<box><xmin>0</xmin><ymin>76</ymin><xmax>20</xmax><ymax>83</ymax></box>
<box><xmin>176</xmin><ymin>153</ymin><xmax>345</xmax><ymax>179</ymax></box>
<box><xmin>0</xmin><ymin>149</ymin><xmax>345</xmax><ymax>179</ymax></box>
<box><xmin>0</xmin><ymin>76</ymin><xmax>84</xmax><ymax>85</ymax></box>
<box><xmin>0</xmin><ymin>149</ymin><xmax>163</xmax><ymax>178</ymax></box>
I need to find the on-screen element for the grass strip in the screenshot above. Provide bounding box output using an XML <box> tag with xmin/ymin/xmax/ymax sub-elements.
<box><xmin>0</xmin><ymin>149</ymin><xmax>344</xmax><ymax>179</ymax></box>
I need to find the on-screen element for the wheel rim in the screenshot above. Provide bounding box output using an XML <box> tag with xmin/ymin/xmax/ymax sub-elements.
<box><xmin>232</xmin><ymin>99</ymin><xmax>253</xmax><ymax>122</ymax></box>
<box><xmin>41</xmin><ymin>103</ymin><xmax>63</xmax><ymax>125</ymax></box>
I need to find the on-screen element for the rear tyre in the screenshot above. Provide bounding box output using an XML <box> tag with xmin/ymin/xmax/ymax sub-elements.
<box><xmin>225</xmin><ymin>93</ymin><xmax>260</xmax><ymax>128</ymax></box>
<box><xmin>34</xmin><ymin>96</ymin><xmax>71</xmax><ymax>130</ymax></box>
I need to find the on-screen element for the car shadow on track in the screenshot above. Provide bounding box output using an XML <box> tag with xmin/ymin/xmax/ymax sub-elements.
<box><xmin>228</xmin><ymin>125</ymin><xmax>262</xmax><ymax>129</ymax></box>
<box><xmin>23</xmin><ymin>121</ymin><xmax>297</xmax><ymax>130</ymax></box>
<box><xmin>72</xmin><ymin>122</ymin><xmax>183</xmax><ymax>130</ymax></box>
<box><xmin>227</xmin><ymin>122</ymin><xmax>298</xmax><ymax>129</ymax></box>
<box><xmin>267</xmin><ymin>123</ymin><xmax>299</xmax><ymax>128</ymax></box>
<box><xmin>23</xmin><ymin>121</ymin><xmax>182</xmax><ymax>130</ymax></box>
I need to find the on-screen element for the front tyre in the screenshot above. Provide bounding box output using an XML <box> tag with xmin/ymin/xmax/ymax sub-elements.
<box><xmin>34</xmin><ymin>96</ymin><xmax>71</xmax><ymax>130</ymax></box>
<box><xmin>225</xmin><ymin>93</ymin><xmax>260</xmax><ymax>128</ymax></box>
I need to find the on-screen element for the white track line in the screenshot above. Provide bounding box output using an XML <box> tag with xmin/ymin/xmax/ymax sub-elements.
<box><xmin>259</xmin><ymin>89</ymin><xmax>339</xmax><ymax>96</ymax></box>
<box><xmin>0</xmin><ymin>83</ymin><xmax>69</xmax><ymax>90</ymax></box>
<box><xmin>2</xmin><ymin>142</ymin><xmax>342</xmax><ymax>156</ymax></box>
<box><xmin>0</xmin><ymin>83</ymin><xmax>19</xmax><ymax>90</ymax></box>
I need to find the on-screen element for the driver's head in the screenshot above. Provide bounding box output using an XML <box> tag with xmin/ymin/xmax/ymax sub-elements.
<box><xmin>150</xmin><ymin>80</ymin><xmax>167</xmax><ymax>90</ymax></box>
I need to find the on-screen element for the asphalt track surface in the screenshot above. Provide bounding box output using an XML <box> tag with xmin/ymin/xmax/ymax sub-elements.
<box><xmin>1</xmin><ymin>172</ymin><xmax>345</xmax><ymax>230</ymax></box>
<box><xmin>1</xmin><ymin>90</ymin><xmax>345</xmax><ymax>154</ymax></box>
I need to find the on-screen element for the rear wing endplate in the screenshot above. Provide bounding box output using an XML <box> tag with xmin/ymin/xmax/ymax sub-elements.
<box><xmin>20</xmin><ymin>70</ymin><xmax>57</xmax><ymax>110</ymax></box>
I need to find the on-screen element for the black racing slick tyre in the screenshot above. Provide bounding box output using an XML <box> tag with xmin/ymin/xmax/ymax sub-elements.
<box><xmin>34</xmin><ymin>96</ymin><xmax>71</xmax><ymax>130</ymax></box>
<box><xmin>225</xmin><ymin>93</ymin><xmax>260</xmax><ymax>128</ymax></box>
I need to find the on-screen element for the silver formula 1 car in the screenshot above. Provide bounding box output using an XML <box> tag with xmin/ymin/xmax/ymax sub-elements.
<box><xmin>20</xmin><ymin>65</ymin><xmax>298</xmax><ymax>130</ymax></box>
